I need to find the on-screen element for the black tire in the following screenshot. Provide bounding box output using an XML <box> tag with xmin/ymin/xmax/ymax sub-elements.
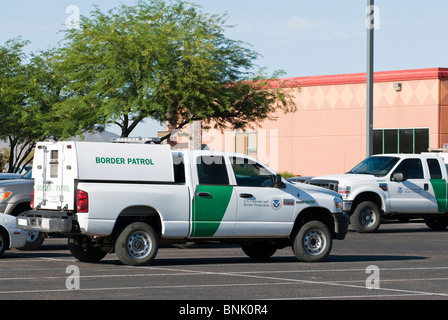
<box><xmin>424</xmin><ymin>216</ymin><xmax>448</xmax><ymax>231</ymax></box>
<box><xmin>16</xmin><ymin>212</ymin><xmax>45</xmax><ymax>251</ymax></box>
<box><xmin>17</xmin><ymin>230</ymin><xmax>45</xmax><ymax>251</ymax></box>
<box><xmin>68</xmin><ymin>235</ymin><xmax>107</xmax><ymax>262</ymax></box>
<box><xmin>114</xmin><ymin>222</ymin><xmax>159</xmax><ymax>266</ymax></box>
<box><xmin>350</xmin><ymin>201</ymin><xmax>381</xmax><ymax>233</ymax></box>
<box><xmin>241</xmin><ymin>241</ymin><xmax>277</xmax><ymax>260</ymax></box>
<box><xmin>292</xmin><ymin>221</ymin><xmax>332</xmax><ymax>262</ymax></box>
<box><xmin>0</xmin><ymin>228</ymin><xmax>8</xmax><ymax>257</ymax></box>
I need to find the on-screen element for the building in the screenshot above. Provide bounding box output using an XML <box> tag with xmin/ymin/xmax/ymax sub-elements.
<box><xmin>174</xmin><ymin>67</ymin><xmax>448</xmax><ymax>176</ymax></box>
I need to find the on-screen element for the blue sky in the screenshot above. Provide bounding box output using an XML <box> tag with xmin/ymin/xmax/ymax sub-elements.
<box><xmin>1</xmin><ymin>0</ymin><xmax>448</xmax><ymax>136</ymax></box>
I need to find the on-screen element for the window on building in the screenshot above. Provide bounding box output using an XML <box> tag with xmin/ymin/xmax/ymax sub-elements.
<box><xmin>373</xmin><ymin>128</ymin><xmax>429</xmax><ymax>154</ymax></box>
<box><xmin>415</xmin><ymin>129</ymin><xmax>430</xmax><ymax>153</ymax></box>
<box><xmin>384</xmin><ymin>129</ymin><xmax>398</xmax><ymax>153</ymax></box>
<box><xmin>235</xmin><ymin>132</ymin><xmax>257</xmax><ymax>158</ymax></box>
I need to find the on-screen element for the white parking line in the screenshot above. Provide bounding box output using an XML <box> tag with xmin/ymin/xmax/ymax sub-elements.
<box><xmin>148</xmin><ymin>266</ymin><xmax>448</xmax><ymax>299</ymax></box>
<box><xmin>1</xmin><ymin>262</ymin><xmax>448</xmax><ymax>299</ymax></box>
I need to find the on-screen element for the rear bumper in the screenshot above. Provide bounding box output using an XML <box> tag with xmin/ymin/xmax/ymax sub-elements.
<box><xmin>16</xmin><ymin>210</ymin><xmax>77</xmax><ymax>233</ymax></box>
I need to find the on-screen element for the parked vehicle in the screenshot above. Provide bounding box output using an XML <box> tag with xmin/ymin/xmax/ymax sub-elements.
<box><xmin>287</xmin><ymin>176</ymin><xmax>313</xmax><ymax>184</ymax></box>
<box><xmin>18</xmin><ymin>140</ymin><xmax>348</xmax><ymax>266</ymax></box>
<box><xmin>0</xmin><ymin>170</ymin><xmax>33</xmax><ymax>216</ymax></box>
<box><xmin>0</xmin><ymin>170</ymin><xmax>45</xmax><ymax>249</ymax></box>
<box><xmin>310</xmin><ymin>153</ymin><xmax>448</xmax><ymax>232</ymax></box>
<box><xmin>0</xmin><ymin>173</ymin><xmax>22</xmax><ymax>180</ymax></box>
<box><xmin>0</xmin><ymin>213</ymin><xmax>28</xmax><ymax>257</ymax></box>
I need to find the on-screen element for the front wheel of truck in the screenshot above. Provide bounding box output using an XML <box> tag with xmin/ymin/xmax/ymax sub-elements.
<box><xmin>68</xmin><ymin>235</ymin><xmax>108</xmax><ymax>262</ymax></box>
<box><xmin>292</xmin><ymin>221</ymin><xmax>332</xmax><ymax>262</ymax></box>
<box><xmin>115</xmin><ymin>222</ymin><xmax>159</xmax><ymax>266</ymax></box>
<box><xmin>350</xmin><ymin>201</ymin><xmax>381</xmax><ymax>233</ymax></box>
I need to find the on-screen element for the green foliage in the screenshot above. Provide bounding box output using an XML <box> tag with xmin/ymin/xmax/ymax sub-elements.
<box><xmin>0</xmin><ymin>38</ymin><xmax>35</xmax><ymax>172</ymax></box>
<box><xmin>0</xmin><ymin>148</ymin><xmax>10</xmax><ymax>172</ymax></box>
<box><xmin>0</xmin><ymin>0</ymin><xmax>299</xmax><ymax>170</ymax></box>
<box><xmin>0</xmin><ymin>39</ymin><xmax>66</xmax><ymax>172</ymax></box>
<box><xmin>56</xmin><ymin>0</ymin><xmax>299</xmax><ymax>137</ymax></box>
<box><xmin>279</xmin><ymin>171</ymin><xmax>296</xmax><ymax>179</ymax></box>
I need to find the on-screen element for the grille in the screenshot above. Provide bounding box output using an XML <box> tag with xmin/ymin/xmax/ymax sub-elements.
<box><xmin>309</xmin><ymin>179</ymin><xmax>339</xmax><ymax>192</ymax></box>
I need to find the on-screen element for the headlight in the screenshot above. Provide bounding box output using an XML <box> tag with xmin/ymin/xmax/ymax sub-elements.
<box><xmin>0</xmin><ymin>191</ymin><xmax>12</xmax><ymax>201</ymax></box>
<box><xmin>334</xmin><ymin>197</ymin><xmax>343</xmax><ymax>213</ymax></box>
<box><xmin>338</xmin><ymin>186</ymin><xmax>351</xmax><ymax>198</ymax></box>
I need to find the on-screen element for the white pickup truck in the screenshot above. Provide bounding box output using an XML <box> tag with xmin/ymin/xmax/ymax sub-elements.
<box><xmin>17</xmin><ymin>140</ymin><xmax>348</xmax><ymax>266</ymax></box>
<box><xmin>310</xmin><ymin>153</ymin><xmax>448</xmax><ymax>233</ymax></box>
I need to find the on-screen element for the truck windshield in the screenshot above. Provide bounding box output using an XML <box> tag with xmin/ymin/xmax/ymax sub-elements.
<box><xmin>347</xmin><ymin>156</ymin><xmax>400</xmax><ymax>177</ymax></box>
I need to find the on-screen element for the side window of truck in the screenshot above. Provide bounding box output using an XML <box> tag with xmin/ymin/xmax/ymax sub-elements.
<box><xmin>173</xmin><ymin>163</ymin><xmax>186</xmax><ymax>183</ymax></box>
<box><xmin>230</xmin><ymin>157</ymin><xmax>274</xmax><ymax>187</ymax></box>
<box><xmin>172</xmin><ymin>154</ymin><xmax>186</xmax><ymax>183</ymax></box>
<box><xmin>427</xmin><ymin>159</ymin><xmax>443</xmax><ymax>179</ymax></box>
<box><xmin>196</xmin><ymin>156</ymin><xmax>229</xmax><ymax>185</ymax></box>
<box><xmin>393</xmin><ymin>159</ymin><xmax>424</xmax><ymax>180</ymax></box>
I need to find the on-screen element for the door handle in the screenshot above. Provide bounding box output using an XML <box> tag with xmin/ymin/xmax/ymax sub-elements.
<box><xmin>239</xmin><ymin>193</ymin><xmax>253</xmax><ymax>198</ymax></box>
<box><xmin>424</xmin><ymin>183</ymin><xmax>429</xmax><ymax>191</ymax></box>
<box><xmin>197</xmin><ymin>192</ymin><xmax>211</xmax><ymax>198</ymax></box>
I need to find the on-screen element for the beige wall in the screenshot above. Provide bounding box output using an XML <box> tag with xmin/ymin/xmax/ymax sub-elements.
<box><xmin>439</xmin><ymin>80</ymin><xmax>448</xmax><ymax>146</ymax></box>
<box><xmin>201</xmin><ymin>68</ymin><xmax>448</xmax><ymax>176</ymax></box>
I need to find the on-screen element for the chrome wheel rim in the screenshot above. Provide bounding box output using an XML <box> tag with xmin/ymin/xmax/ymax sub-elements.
<box><xmin>127</xmin><ymin>231</ymin><xmax>152</xmax><ymax>259</ymax></box>
<box><xmin>303</xmin><ymin>229</ymin><xmax>326</xmax><ymax>255</ymax></box>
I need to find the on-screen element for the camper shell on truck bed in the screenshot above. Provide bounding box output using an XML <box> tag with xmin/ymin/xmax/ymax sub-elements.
<box><xmin>31</xmin><ymin>141</ymin><xmax>174</xmax><ymax>212</ymax></box>
<box><xmin>19</xmin><ymin>141</ymin><xmax>348</xmax><ymax>266</ymax></box>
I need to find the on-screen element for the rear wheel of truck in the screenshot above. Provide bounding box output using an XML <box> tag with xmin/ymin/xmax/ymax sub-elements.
<box><xmin>68</xmin><ymin>235</ymin><xmax>108</xmax><ymax>262</ymax></box>
<box><xmin>292</xmin><ymin>221</ymin><xmax>332</xmax><ymax>262</ymax></box>
<box><xmin>350</xmin><ymin>201</ymin><xmax>381</xmax><ymax>233</ymax></box>
<box><xmin>115</xmin><ymin>222</ymin><xmax>159</xmax><ymax>266</ymax></box>
<box><xmin>241</xmin><ymin>241</ymin><xmax>277</xmax><ymax>260</ymax></box>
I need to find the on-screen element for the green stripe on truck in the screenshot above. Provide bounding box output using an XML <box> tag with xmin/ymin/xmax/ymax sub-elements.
<box><xmin>190</xmin><ymin>185</ymin><xmax>234</xmax><ymax>237</ymax></box>
<box><xmin>430</xmin><ymin>179</ymin><xmax>448</xmax><ymax>212</ymax></box>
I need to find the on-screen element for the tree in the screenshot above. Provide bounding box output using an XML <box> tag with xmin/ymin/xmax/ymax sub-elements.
<box><xmin>58</xmin><ymin>0</ymin><xmax>295</xmax><ymax>137</ymax></box>
<box><xmin>0</xmin><ymin>38</ymin><xmax>32</xmax><ymax>172</ymax></box>
<box><xmin>56</xmin><ymin>0</ymin><xmax>298</xmax><ymax>139</ymax></box>
<box><xmin>0</xmin><ymin>39</ymin><xmax>66</xmax><ymax>172</ymax></box>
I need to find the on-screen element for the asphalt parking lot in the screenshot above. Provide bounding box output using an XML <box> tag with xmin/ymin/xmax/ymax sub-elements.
<box><xmin>1</xmin><ymin>221</ymin><xmax>448</xmax><ymax>306</ymax></box>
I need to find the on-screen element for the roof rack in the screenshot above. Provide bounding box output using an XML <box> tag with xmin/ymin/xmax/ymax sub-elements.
<box><xmin>111</xmin><ymin>137</ymin><xmax>162</xmax><ymax>144</ymax></box>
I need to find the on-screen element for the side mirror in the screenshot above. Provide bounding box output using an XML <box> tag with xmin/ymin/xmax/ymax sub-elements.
<box><xmin>274</xmin><ymin>174</ymin><xmax>286</xmax><ymax>188</ymax></box>
<box><xmin>391</xmin><ymin>172</ymin><xmax>405</xmax><ymax>182</ymax></box>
